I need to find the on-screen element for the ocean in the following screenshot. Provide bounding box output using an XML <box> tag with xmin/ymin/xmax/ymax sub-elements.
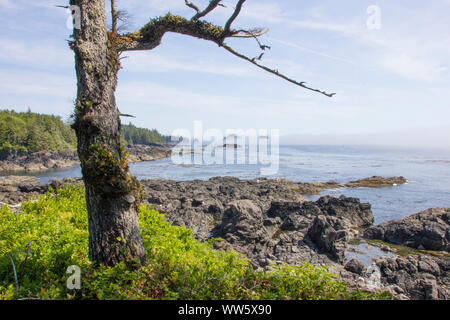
<box><xmin>21</xmin><ymin>145</ymin><xmax>450</xmax><ymax>225</ymax></box>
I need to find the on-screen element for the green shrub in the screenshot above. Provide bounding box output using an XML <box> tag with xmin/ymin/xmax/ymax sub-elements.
<box><xmin>0</xmin><ymin>185</ymin><xmax>391</xmax><ymax>300</ymax></box>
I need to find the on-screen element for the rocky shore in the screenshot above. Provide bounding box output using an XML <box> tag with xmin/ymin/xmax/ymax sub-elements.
<box><xmin>0</xmin><ymin>144</ymin><xmax>172</xmax><ymax>172</ymax></box>
<box><xmin>0</xmin><ymin>175</ymin><xmax>448</xmax><ymax>299</ymax></box>
<box><xmin>140</xmin><ymin>177</ymin><xmax>449</xmax><ymax>300</ymax></box>
<box><xmin>0</xmin><ymin>150</ymin><xmax>79</xmax><ymax>172</ymax></box>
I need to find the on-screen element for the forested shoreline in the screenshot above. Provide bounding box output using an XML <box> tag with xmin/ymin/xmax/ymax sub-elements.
<box><xmin>0</xmin><ymin>110</ymin><xmax>166</xmax><ymax>156</ymax></box>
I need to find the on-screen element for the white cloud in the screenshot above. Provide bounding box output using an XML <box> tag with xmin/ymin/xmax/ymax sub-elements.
<box><xmin>121</xmin><ymin>50</ymin><xmax>260</xmax><ymax>78</ymax></box>
<box><xmin>381</xmin><ymin>53</ymin><xmax>447</xmax><ymax>82</ymax></box>
<box><xmin>0</xmin><ymin>70</ymin><xmax>75</xmax><ymax>98</ymax></box>
<box><xmin>0</xmin><ymin>0</ymin><xmax>19</xmax><ymax>10</ymax></box>
<box><xmin>0</xmin><ymin>39</ymin><xmax>73</xmax><ymax>69</ymax></box>
<box><xmin>116</xmin><ymin>80</ymin><xmax>362</xmax><ymax>120</ymax></box>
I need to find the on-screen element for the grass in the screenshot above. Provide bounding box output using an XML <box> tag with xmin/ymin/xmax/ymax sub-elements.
<box><xmin>0</xmin><ymin>185</ymin><xmax>392</xmax><ymax>300</ymax></box>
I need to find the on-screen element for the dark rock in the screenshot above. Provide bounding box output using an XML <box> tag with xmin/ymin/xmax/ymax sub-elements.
<box><xmin>217</xmin><ymin>200</ymin><xmax>269</xmax><ymax>245</ymax></box>
<box><xmin>364</xmin><ymin>208</ymin><xmax>450</xmax><ymax>252</ymax></box>
<box><xmin>316</xmin><ymin>195</ymin><xmax>374</xmax><ymax>227</ymax></box>
<box><xmin>345</xmin><ymin>259</ymin><xmax>367</xmax><ymax>275</ymax></box>
<box><xmin>375</xmin><ymin>255</ymin><xmax>450</xmax><ymax>300</ymax></box>
<box><xmin>307</xmin><ymin>215</ymin><xmax>349</xmax><ymax>263</ymax></box>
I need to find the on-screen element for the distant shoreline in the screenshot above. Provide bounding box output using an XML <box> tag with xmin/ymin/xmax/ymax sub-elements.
<box><xmin>0</xmin><ymin>144</ymin><xmax>172</xmax><ymax>173</ymax></box>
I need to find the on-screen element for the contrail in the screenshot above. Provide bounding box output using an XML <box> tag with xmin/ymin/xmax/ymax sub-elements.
<box><xmin>266</xmin><ymin>36</ymin><xmax>358</xmax><ymax>66</ymax></box>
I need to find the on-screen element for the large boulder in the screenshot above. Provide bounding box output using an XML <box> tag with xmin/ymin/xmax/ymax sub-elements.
<box><xmin>216</xmin><ymin>200</ymin><xmax>270</xmax><ymax>245</ymax></box>
<box><xmin>364</xmin><ymin>208</ymin><xmax>450</xmax><ymax>252</ymax></box>
<box><xmin>316</xmin><ymin>195</ymin><xmax>374</xmax><ymax>227</ymax></box>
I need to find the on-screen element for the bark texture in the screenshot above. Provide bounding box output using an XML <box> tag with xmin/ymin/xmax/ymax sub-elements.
<box><xmin>70</xmin><ymin>0</ymin><xmax>145</xmax><ymax>266</ymax></box>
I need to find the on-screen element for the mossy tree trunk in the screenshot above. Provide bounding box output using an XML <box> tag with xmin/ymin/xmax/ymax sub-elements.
<box><xmin>70</xmin><ymin>0</ymin><xmax>146</xmax><ymax>267</ymax></box>
<box><xmin>67</xmin><ymin>0</ymin><xmax>330</xmax><ymax>267</ymax></box>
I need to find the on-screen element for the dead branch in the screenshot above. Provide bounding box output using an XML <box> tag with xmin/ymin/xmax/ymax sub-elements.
<box><xmin>232</xmin><ymin>28</ymin><xmax>271</xmax><ymax>51</ymax></box>
<box><xmin>191</xmin><ymin>0</ymin><xmax>223</xmax><ymax>21</ymax></box>
<box><xmin>185</xmin><ymin>0</ymin><xmax>200</xmax><ymax>14</ymax></box>
<box><xmin>224</xmin><ymin>0</ymin><xmax>246</xmax><ymax>35</ymax></box>
<box><xmin>222</xmin><ymin>43</ymin><xmax>336</xmax><ymax>97</ymax></box>
<box><xmin>111</xmin><ymin>0</ymin><xmax>118</xmax><ymax>33</ymax></box>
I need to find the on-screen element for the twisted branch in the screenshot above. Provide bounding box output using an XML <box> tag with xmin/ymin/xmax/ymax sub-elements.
<box><xmin>115</xmin><ymin>1</ymin><xmax>334</xmax><ymax>97</ymax></box>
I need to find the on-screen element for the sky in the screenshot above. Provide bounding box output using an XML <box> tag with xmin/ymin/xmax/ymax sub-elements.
<box><xmin>0</xmin><ymin>0</ymin><xmax>449</xmax><ymax>149</ymax></box>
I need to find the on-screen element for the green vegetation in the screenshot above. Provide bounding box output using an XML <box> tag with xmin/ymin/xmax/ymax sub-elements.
<box><xmin>0</xmin><ymin>185</ymin><xmax>392</xmax><ymax>300</ymax></box>
<box><xmin>0</xmin><ymin>110</ymin><xmax>167</xmax><ymax>156</ymax></box>
<box><xmin>122</xmin><ymin>122</ymin><xmax>164</xmax><ymax>145</ymax></box>
<box><xmin>0</xmin><ymin>109</ymin><xmax>76</xmax><ymax>154</ymax></box>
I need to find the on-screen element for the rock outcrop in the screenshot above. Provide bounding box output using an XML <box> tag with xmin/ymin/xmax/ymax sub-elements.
<box><xmin>125</xmin><ymin>144</ymin><xmax>172</xmax><ymax>163</ymax></box>
<box><xmin>364</xmin><ymin>208</ymin><xmax>450</xmax><ymax>252</ymax></box>
<box><xmin>0</xmin><ymin>176</ymin><xmax>82</xmax><ymax>208</ymax></box>
<box><xmin>142</xmin><ymin>178</ymin><xmax>374</xmax><ymax>267</ymax></box>
<box><xmin>344</xmin><ymin>176</ymin><xmax>407</xmax><ymax>188</ymax></box>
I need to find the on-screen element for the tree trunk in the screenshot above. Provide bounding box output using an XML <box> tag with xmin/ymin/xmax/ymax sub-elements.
<box><xmin>70</xmin><ymin>0</ymin><xmax>146</xmax><ymax>267</ymax></box>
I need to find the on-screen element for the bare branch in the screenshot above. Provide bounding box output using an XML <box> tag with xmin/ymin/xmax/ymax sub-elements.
<box><xmin>231</xmin><ymin>27</ymin><xmax>269</xmax><ymax>38</ymax></box>
<box><xmin>116</xmin><ymin>9</ymin><xmax>133</xmax><ymax>33</ymax></box>
<box><xmin>185</xmin><ymin>0</ymin><xmax>200</xmax><ymax>14</ymax></box>
<box><xmin>191</xmin><ymin>0</ymin><xmax>223</xmax><ymax>21</ymax></box>
<box><xmin>111</xmin><ymin>0</ymin><xmax>118</xmax><ymax>33</ymax></box>
<box><xmin>222</xmin><ymin>43</ymin><xmax>336</xmax><ymax>97</ymax></box>
<box><xmin>232</xmin><ymin>28</ymin><xmax>271</xmax><ymax>51</ymax></box>
<box><xmin>224</xmin><ymin>0</ymin><xmax>246</xmax><ymax>34</ymax></box>
<box><xmin>117</xmin><ymin>5</ymin><xmax>335</xmax><ymax>97</ymax></box>
<box><xmin>119</xmin><ymin>113</ymin><xmax>136</xmax><ymax>118</ymax></box>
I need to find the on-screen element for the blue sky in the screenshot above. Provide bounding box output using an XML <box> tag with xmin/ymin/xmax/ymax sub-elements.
<box><xmin>0</xmin><ymin>0</ymin><xmax>449</xmax><ymax>147</ymax></box>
